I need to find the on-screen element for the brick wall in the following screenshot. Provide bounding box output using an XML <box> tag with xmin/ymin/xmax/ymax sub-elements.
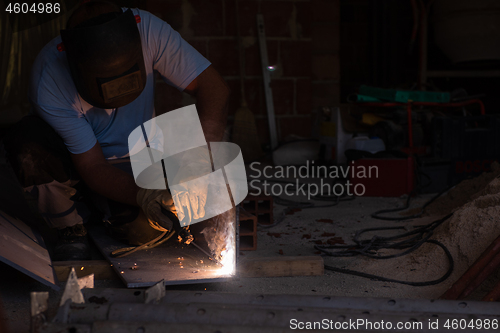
<box><xmin>146</xmin><ymin>0</ymin><xmax>340</xmax><ymax>147</ymax></box>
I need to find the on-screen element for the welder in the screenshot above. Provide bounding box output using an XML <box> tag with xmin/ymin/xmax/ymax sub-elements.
<box><xmin>2</xmin><ymin>1</ymin><xmax>229</xmax><ymax>261</ymax></box>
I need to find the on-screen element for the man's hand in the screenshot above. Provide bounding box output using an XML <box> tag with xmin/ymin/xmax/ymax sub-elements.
<box><xmin>73</xmin><ymin>143</ymin><xmax>177</xmax><ymax>231</ymax></box>
<box><xmin>184</xmin><ymin>65</ymin><xmax>230</xmax><ymax>143</ymax></box>
<box><xmin>136</xmin><ymin>188</ymin><xmax>176</xmax><ymax>231</ymax></box>
<box><xmin>170</xmin><ymin>147</ymin><xmax>212</xmax><ymax>224</ymax></box>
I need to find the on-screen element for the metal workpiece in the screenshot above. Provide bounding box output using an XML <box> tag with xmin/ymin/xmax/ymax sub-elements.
<box><xmin>36</xmin><ymin>322</ymin><xmax>290</xmax><ymax>333</ymax></box>
<box><xmin>88</xmin><ymin>207</ymin><xmax>238</xmax><ymax>288</ymax></box>
<box><xmin>144</xmin><ymin>280</ymin><xmax>165</xmax><ymax>305</ymax></box>
<box><xmin>33</xmin><ymin>287</ymin><xmax>500</xmax><ymax>333</ymax></box>
<box><xmin>30</xmin><ymin>292</ymin><xmax>49</xmax><ymax>333</ymax></box>
<box><xmin>36</xmin><ymin>301</ymin><xmax>500</xmax><ymax>333</ymax></box>
<box><xmin>58</xmin><ymin>268</ymin><xmax>93</xmax><ymax>307</ymax></box>
<box><xmin>80</xmin><ymin>289</ymin><xmax>500</xmax><ymax>317</ymax></box>
<box><xmin>31</xmin><ymin>292</ymin><xmax>49</xmax><ymax>318</ymax></box>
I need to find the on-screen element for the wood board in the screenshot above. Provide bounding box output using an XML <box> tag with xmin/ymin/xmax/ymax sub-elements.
<box><xmin>238</xmin><ymin>256</ymin><xmax>324</xmax><ymax>278</ymax></box>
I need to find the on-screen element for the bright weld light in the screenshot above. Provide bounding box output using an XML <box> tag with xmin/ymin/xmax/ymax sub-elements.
<box><xmin>218</xmin><ymin>246</ymin><xmax>235</xmax><ymax>275</ymax></box>
<box><xmin>217</xmin><ymin>216</ymin><xmax>236</xmax><ymax>275</ymax></box>
<box><xmin>267</xmin><ymin>65</ymin><xmax>276</xmax><ymax>72</ymax></box>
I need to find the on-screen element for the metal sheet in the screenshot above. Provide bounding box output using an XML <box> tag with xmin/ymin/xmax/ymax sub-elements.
<box><xmin>88</xmin><ymin>224</ymin><xmax>236</xmax><ymax>288</ymax></box>
<box><xmin>0</xmin><ymin>210</ymin><xmax>58</xmax><ymax>290</ymax></box>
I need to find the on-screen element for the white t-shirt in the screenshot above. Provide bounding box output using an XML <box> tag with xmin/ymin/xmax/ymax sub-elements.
<box><xmin>29</xmin><ymin>8</ymin><xmax>210</xmax><ymax>159</ymax></box>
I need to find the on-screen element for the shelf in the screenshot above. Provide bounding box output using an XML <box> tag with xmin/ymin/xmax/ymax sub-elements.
<box><xmin>427</xmin><ymin>70</ymin><xmax>500</xmax><ymax>78</ymax></box>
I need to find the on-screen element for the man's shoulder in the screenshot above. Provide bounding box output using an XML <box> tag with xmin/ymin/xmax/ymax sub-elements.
<box><xmin>30</xmin><ymin>36</ymin><xmax>76</xmax><ymax>105</ymax></box>
<box><xmin>33</xmin><ymin>36</ymin><xmax>65</xmax><ymax>73</ymax></box>
<box><xmin>31</xmin><ymin>36</ymin><xmax>72</xmax><ymax>88</ymax></box>
<box><xmin>133</xmin><ymin>8</ymin><xmax>175</xmax><ymax>40</ymax></box>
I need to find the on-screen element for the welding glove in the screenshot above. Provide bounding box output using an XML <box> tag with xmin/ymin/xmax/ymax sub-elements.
<box><xmin>170</xmin><ymin>147</ymin><xmax>212</xmax><ymax>224</ymax></box>
<box><xmin>136</xmin><ymin>188</ymin><xmax>177</xmax><ymax>232</ymax></box>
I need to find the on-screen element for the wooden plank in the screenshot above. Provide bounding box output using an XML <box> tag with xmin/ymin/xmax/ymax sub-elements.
<box><xmin>53</xmin><ymin>260</ymin><xmax>118</xmax><ymax>281</ymax></box>
<box><xmin>238</xmin><ymin>256</ymin><xmax>324</xmax><ymax>278</ymax></box>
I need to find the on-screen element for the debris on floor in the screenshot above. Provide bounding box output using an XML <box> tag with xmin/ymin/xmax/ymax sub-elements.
<box><xmin>357</xmin><ymin>164</ymin><xmax>500</xmax><ymax>296</ymax></box>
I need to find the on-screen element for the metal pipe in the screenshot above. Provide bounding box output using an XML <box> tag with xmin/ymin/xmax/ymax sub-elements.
<box><xmin>82</xmin><ymin>289</ymin><xmax>500</xmax><ymax>317</ymax></box>
<box><xmin>407</xmin><ymin>102</ymin><xmax>414</xmax><ymax>148</ymax></box>
<box><xmin>440</xmin><ymin>235</ymin><xmax>500</xmax><ymax>300</ymax></box>
<box><xmin>65</xmin><ymin>302</ymin><xmax>500</xmax><ymax>328</ymax></box>
<box><xmin>458</xmin><ymin>251</ymin><xmax>500</xmax><ymax>299</ymax></box>
<box><xmin>482</xmin><ymin>280</ymin><xmax>500</xmax><ymax>302</ymax></box>
<box><xmin>359</xmin><ymin>99</ymin><xmax>485</xmax><ymax>115</ymax></box>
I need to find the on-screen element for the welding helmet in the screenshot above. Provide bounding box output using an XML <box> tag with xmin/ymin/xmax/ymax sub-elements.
<box><xmin>60</xmin><ymin>9</ymin><xmax>146</xmax><ymax>109</ymax></box>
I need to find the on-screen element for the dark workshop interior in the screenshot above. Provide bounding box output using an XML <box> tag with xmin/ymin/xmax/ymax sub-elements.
<box><xmin>1</xmin><ymin>0</ymin><xmax>500</xmax><ymax>332</ymax></box>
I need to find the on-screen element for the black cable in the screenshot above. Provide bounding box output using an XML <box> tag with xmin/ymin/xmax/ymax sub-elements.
<box><xmin>316</xmin><ymin>213</ymin><xmax>454</xmax><ymax>286</ymax></box>
<box><xmin>323</xmin><ymin>240</ymin><xmax>453</xmax><ymax>286</ymax></box>
<box><xmin>110</xmin><ymin>229</ymin><xmax>175</xmax><ymax>258</ymax></box>
<box><xmin>255</xmin><ymin>162</ymin><xmax>455</xmax><ymax>285</ymax></box>
<box><xmin>325</xmin><ymin>167</ymin><xmax>478</xmax><ymax>285</ymax></box>
<box><xmin>370</xmin><ymin>182</ymin><xmax>454</xmax><ymax>221</ymax></box>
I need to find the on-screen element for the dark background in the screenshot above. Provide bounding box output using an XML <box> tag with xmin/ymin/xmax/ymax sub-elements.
<box><xmin>0</xmin><ymin>0</ymin><xmax>498</xmax><ymax>145</ymax></box>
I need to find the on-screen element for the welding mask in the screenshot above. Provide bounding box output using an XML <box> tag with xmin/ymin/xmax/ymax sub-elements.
<box><xmin>61</xmin><ymin>9</ymin><xmax>146</xmax><ymax>109</ymax></box>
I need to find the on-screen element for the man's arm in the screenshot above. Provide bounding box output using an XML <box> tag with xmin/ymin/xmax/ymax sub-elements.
<box><xmin>71</xmin><ymin>65</ymin><xmax>229</xmax><ymax>206</ymax></box>
<box><xmin>71</xmin><ymin>142</ymin><xmax>140</xmax><ymax>206</ymax></box>
<box><xmin>183</xmin><ymin>65</ymin><xmax>230</xmax><ymax>143</ymax></box>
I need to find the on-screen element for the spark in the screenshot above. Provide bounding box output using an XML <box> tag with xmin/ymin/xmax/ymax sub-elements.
<box><xmin>218</xmin><ymin>246</ymin><xmax>236</xmax><ymax>275</ymax></box>
<box><xmin>201</xmin><ymin>213</ymin><xmax>236</xmax><ymax>275</ymax></box>
<box><xmin>80</xmin><ymin>267</ymin><xmax>84</xmax><ymax>271</ymax></box>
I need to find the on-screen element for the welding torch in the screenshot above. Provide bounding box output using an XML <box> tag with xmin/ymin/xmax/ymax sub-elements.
<box><xmin>161</xmin><ymin>207</ymin><xmax>223</xmax><ymax>266</ymax></box>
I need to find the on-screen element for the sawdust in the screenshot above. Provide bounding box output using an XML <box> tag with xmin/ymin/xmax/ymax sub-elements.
<box><xmin>359</xmin><ymin>165</ymin><xmax>500</xmax><ymax>294</ymax></box>
<box><xmin>425</xmin><ymin>162</ymin><xmax>500</xmax><ymax>216</ymax></box>
<box><xmin>326</xmin><ymin>237</ymin><xmax>345</xmax><ymax>245</ymax></box>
